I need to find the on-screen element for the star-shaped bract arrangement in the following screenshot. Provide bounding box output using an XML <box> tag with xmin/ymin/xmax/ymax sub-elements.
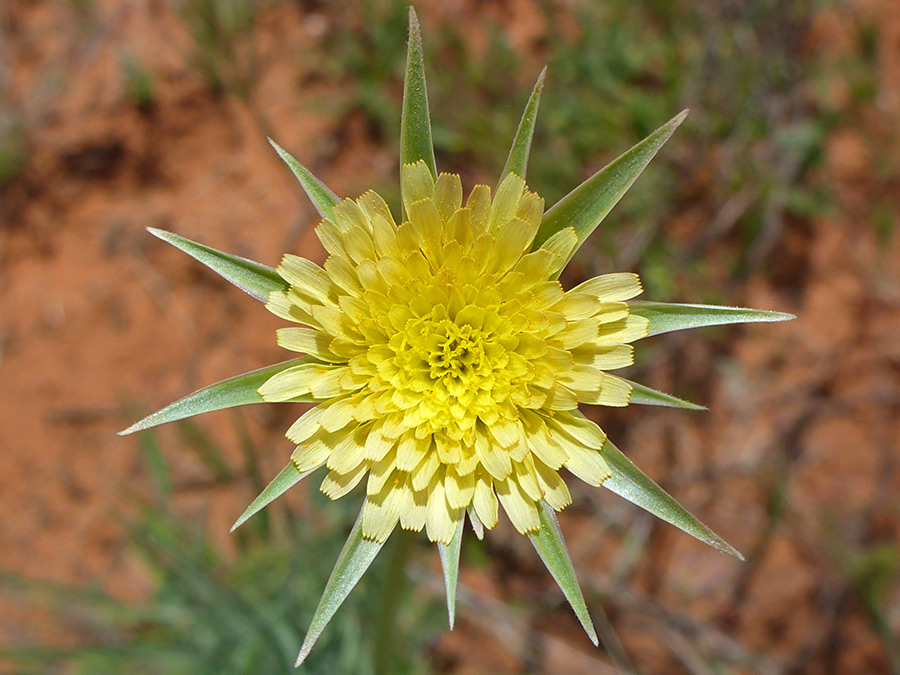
<box><xmin>122</xmin><ymin>8</ymin><xmax>793</xmax><ymax>666</ymax></box>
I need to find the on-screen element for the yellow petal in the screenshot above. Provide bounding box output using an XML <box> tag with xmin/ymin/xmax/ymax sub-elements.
<box><xmin>574</xmin><ymin>372</ymin><xmax>633</xmax><ymax>407</ymax></box>
<box><xmin>466</xmin><ymin>184</ymin><xmax>491</xmax><ymax>236</ymax></box>
<box><xmin>533</xmin><ymin>458</ymin><xmax>572</xmax><ymax>510</ymax></box>
<box><xmin>489</xmin><ymin>173</ymin><xmax>525</xmax><ymax>233</ymax></box>
<box><xmin>571</xmin><ymin>344</ymin><xmax>634</xmax><ymax>370</ymax></box>
<box><xmin>277</xmin><ymin>255</ymin><xmax>333</xmax><ymax>302</ymax></box>
<box><xmin>433</xmin><ymin>173</ymin><xmax>463</xmax><ymax>223</ymax></box>
<box><xmin>444</xmin><ymin>466</ymin><xmax>475</xmax><ymax>509</ymax></box>
<box><xmin>496</xmin><ymin>477</ymin><xmax>540</xmax><ymax>534</ymax></box>
<box><xmin>357</xmin><ymin>190</ymin><xmax>396</xmax><ymax>228</ymax></box>
<box><xmin>595</xmin><ymin>315</ymin><xmax>650</xmax><ymax>345</ymax></box>
<box><xmin>548</xmin><ymin>412</ymin><xmax>606</xmax><ymax>449</ymax></box>
<box><xmin>425</xmin><ymin>475</ymin><xmax>458</xmax><ymax>544</ymax></box>
<box><xmin>326</xmin><ymin>426</ymin><xmax>368</xmax><ymax>474</ymax></box>
<box><xmin>472</xmin><ymin>472</ymin><xmax>499</xmax><ymax>529</ymax></box>
<box><xmin>362</xmin><ymin>488</ymin><xmax>403</xmax><ymax>542</ymax></box>
<box><xmin>399</xmin><ymin>480</ymin><xmax>428</xmax><ymax>532</ymax></box>
<box><xmin>569</xmin><ymin>272</ymin><xmax>643</xmax><ymax>302</ymax></box>
<box><xmin>401</xmin><ymin>161</ymin><xmax>435</xmax><ymax>215</ymax></box>
<box><xmin>563</xmin><ymin>443</ymin><xmax>611</xmax><ymax>487</ymax></box>
<box><xmin>291</xmin><ymin>436</ymin><xmax>330</xmax><ymax>472</ymax></box>
<box><xmin>276</xmin><ymin>327</ymin><xmax>340</xmax><ymax>362</ymax></box>
<box><xmin>320</xmin><ymin>462</ymin><xmax>367</xmax><ymax>499</ymax></box>
<box><xmin>258</xmin><ymin>363</ymin><xmax>336</xmax><ymax>401</ymax></box>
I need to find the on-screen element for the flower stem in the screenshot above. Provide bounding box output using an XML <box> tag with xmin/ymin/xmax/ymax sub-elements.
<box><xmin>372</xmin><ymin>528</ymin><xmax>415</xmax><ymax>675</ymax></box>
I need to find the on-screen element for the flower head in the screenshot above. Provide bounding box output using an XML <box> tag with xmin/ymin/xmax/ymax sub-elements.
<box><xmin>122</xmin><ymin>7</ymin><xmax>793</xmax><ymax>665</ymax></box>
<box><xmin>259</xmin><ymin>162</ymin><xmax>647</xmax><ymax>544</ymax></box>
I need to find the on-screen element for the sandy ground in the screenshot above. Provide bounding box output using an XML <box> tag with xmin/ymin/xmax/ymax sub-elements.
<box><xmin>1</xmin><ymin>0</ymin><xmax>900</xmax><ymax>672</ymax></box>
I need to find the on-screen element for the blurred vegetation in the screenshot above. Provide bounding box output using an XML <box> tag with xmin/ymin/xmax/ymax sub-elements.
<box><xmin>120</xmin><ymin>52</ymin><xmax>157</xmax><ymax>112</ymax></box>
<box><xmin>0</xmin><ymin>414</ymin><xmax>441</xmax><ymax>675</ymax></box>
<box><xmin>0</xmin><ymin>117</ymin><xmax>27</xmax><ymax>188</ymax></box>
<box><xmin>175</xmin><ymin>0</ymin><xmax>261</xmax><ymax>99</ymax></box>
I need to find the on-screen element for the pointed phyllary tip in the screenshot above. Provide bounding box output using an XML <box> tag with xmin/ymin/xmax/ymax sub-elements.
<box><xmin>295</xmin><ymin>641</ymin><xmax>313</xmax><ymax>668</ymax></box>
<box><xmin>229</xmin><ymin>511</ymin><xmax>250</xmax><ymax>533</ymax></box>
<box><xmin>408</xmin><ymin>6</ymin><xmax>421</xmax><ymax>38</ymax></box>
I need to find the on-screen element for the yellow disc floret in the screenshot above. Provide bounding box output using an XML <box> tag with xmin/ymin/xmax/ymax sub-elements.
<box><xmin>259</xmin><ymin>161</ymin><xmax>649</xmax><ymax>543</ymax></box>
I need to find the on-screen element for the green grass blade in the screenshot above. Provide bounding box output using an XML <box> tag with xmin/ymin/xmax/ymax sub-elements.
<box><xmin>230</xmin><ymin>462</ymin><xmax>315</xmax><ymax>532</ymax></box>
<box><xmin>499</xmin><ymin>66</ymin><xmax>546</xmax><ymax>186</ymax></box>
<box><xmin>437</xmin><ymin>516</ymin><xmax>464</xmax><ymax>629</ymax></box>
<box><xmin>629</xmin><ymin>301</ymin><xmax>795</xmax><ymax>337</ymax></box>
<box><xmin>136</xmin><ymin>428</ymin><xmax>171</xmax><ymax>497</ymax></box>
<box><xmin>624</xmin><ymin>379</ymin><xmax>707</xmax><ymax>411</ymax></box>
<box><xmin>268</xmin><ymin>139</ymin><xmax>340</xmax><ymax>220</ymax></box>
<box><xmin>533</xmin><ymin>110</ymin><xmax>687</xmax><ymax>253</ymax></box>
<box><xmin>148</xmin><ymin>228</ymin><xmax>288</xmax><ymax>302</ymax></box>
<box><xmin>175</xmin><ymin>419</ymin><xmax>236</xmax><ymax>483</ymax></box>
<box><xmin>528</xmin><ymin>502</ymin><xmax>598</xmax><ymax>646</ymax></box>
<box><xmin>599</xmin><ymin>435</ymin><xmax>743</xmax><ymax>559</ymax></box>
<box><xmin>400</xmin><ymin>7</ymin><xmax>436</xmax><ymax>180</ymax></box>
<box><xmin>296</xmin><ymin>504</ymin><xmax>387</xmax><ymax>666</ymax></box>
<box><xmin>119</xmin><ymin>358</ymin><xmax>314</xmax><ymax>435</ymax></box>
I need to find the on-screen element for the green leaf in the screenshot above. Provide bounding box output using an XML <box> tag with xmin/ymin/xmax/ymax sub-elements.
<box><xmin>148</xmin><ymin>228</ymin><xmax>288</xmax><ymax>302</ymax></box>
<box><xmin>400</xmin><ymin>7</ymin><xmax>436</xmax><ymax>180</ymax></box>
<box><xmin>268</xmin><ymin>138</ymin><xmax>340</xmax><ymax>221</ymax></box>
<box><xmin>296</xmin><ymin>504</ymin><xmax>387</xmax><ymax>666</ymax></box>
<box><xmin>528</xmin><ymin>502</ymin><xmax>598</xmax><ymax>646</ymax></box>
<box><xmin>119</xmin><ymin>358</ymin><xmax>314</xmax><ymax>435</ymax></box>
<box><xmin>230</xmin><ymin>462</ymin><xmax>315</xmax><ymax>532</ymax></box>
<box><xmin>437</xmin><ymin>516</ymin><xmax>464</xmax><ymax>629</ymax></box>
<box><xmin>533</xmin><ymin>110</ymin><xmax>688</xmax><ymax>253</ymax></box>
<box><xmin>629</xmin><ymin>301</ymin><xmax>795</xmax><ymax>337</ymax></box>
<box><xmin>499</xmin><ymin>66</ymin><xmax>546</xmax><ymax>186</ymax></box>
<box><xmin>625</xmin><ymin>379</ymin><xmax>706</xmax><ymax>411</ymax></box>
<box><xmin>599</xmin><ymin>435</ymin><xmax>743</xmax><ymax>559</ymax></box>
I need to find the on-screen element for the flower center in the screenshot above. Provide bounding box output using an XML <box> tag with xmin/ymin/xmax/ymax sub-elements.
<box><xmin>382</xmin><ymin>293</ymin><xmax>519</xmax><ymax>442</ymax></box>
<box><xmin>426</xmin><ymin>320</ymin><xmax>482</xmax><ymax>380</ymax></box>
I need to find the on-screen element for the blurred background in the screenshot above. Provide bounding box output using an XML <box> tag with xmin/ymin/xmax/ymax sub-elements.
<box><xmin>1</xmin><ymin>0</ymin><xmax>899</xmax><ymax>672</ymax></box>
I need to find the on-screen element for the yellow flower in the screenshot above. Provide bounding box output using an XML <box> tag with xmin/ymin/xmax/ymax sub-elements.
<box><xmin>122</xmin><ymin>8</ymin><xmax>792</xmax><ymax>663</ymax></box>
<box><xmin>259</xmin><ymin>162</ymin><xmax>647</xmax><ymax>544</ymax></box>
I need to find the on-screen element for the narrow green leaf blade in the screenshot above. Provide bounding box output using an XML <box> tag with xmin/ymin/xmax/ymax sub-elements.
<box><xmin>119</xmin><ymin>358</ymin><xmax>314</xmax><ymax>435</ymax></box>
<box><xmin>499</xmin><ymin>66</ymin><xmax>546</xmax><ymax>186</ymax></box>
<box><xmin>148</xmin><ymin>228</ymin><xmax>287</xmax><ymax>302</ymax></box>
<box><xmin>629</xmin><ymin>301</ymin><xmax>795</xmax><ymax>337</ymax></box>
<box><xmin>268</xmin><ymin>139</ymin><xmax>340</xmax><ymax>220</ymax></box>
<box><xmin>437</xmin><ymin>516</ymin><xmax>464</xmax><ymax>629</ymax></box>
<box><xmin>625</xmin><ymin>379</ymin><xmax>707</xmax><ymax>411</ymax></box>
<box><xmin>230</xmin><ymin>462</ymin><xmax>315</xmax><ymax>532</ymax></box>
<box><xmin>600</xmin><ymin>436</ymin><xmax>743</xmax><ymax>559</ymax></box>
<box><xmin>400</xmin><ymin>7</ymin><xmax>436</xmax><ymax>179</ymax></box>
<box><xmin>528</xmin><ymin>502</ymin><xmax>598</xmax><ymax>646</ymax></box>
<box><xmin>296</xmin><ymin>504</ymin><xmax>387</xmax><ymax>666</ymax></box>
<box><xmin>533</xmin><ymin>110</ymin><xmax>688</xmax><ymax>252</ymax></box>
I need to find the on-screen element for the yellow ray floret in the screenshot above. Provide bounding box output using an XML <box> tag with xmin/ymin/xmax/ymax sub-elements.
<box><xmin>259</xmin><ymin>161</ymin><xmax>649</xmax><ymax>544</ymax></box>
